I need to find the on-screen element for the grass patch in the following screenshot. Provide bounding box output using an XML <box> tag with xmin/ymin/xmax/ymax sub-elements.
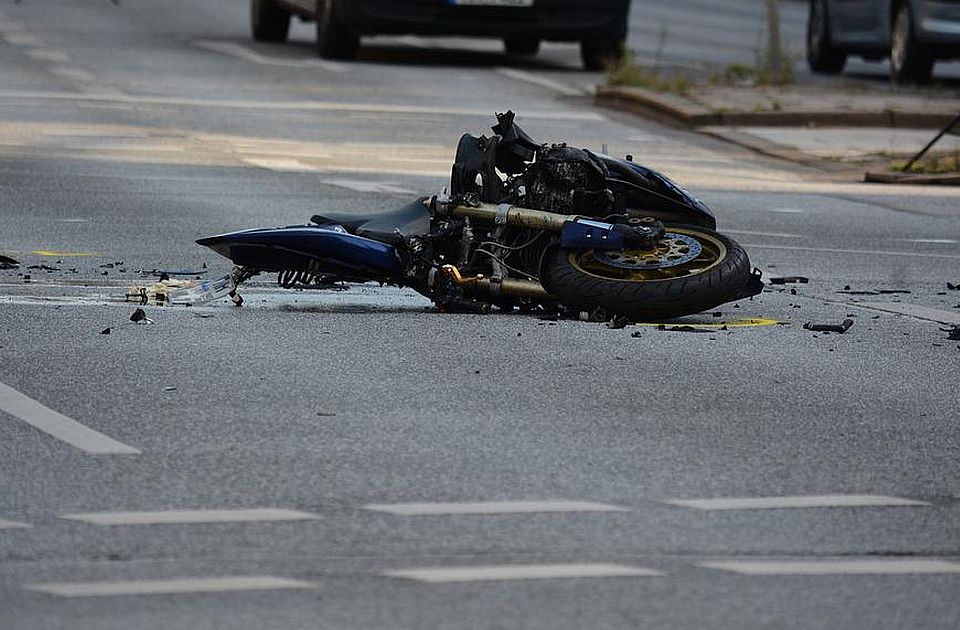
<box><xmin>892</xmin><ymin>150</ymin><xmax>960</xmax><ymax>174</ymax></box>
<box><xmin>608</xmin><ymin>60</ymin><xmax>691</xmax><ymax>96</ymax></box>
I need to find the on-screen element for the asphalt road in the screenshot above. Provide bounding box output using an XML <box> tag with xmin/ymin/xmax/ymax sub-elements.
<box><xmin>1</xmin><ymin>1</ymin><xmax>959</xmax><ymax>629</ymax></box>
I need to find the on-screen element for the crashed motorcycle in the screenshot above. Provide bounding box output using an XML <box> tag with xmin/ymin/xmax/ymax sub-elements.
<box><xmin>198</xmin><ymin>112</ymin><xmax>762</xmax><ymax>320</ymax></box>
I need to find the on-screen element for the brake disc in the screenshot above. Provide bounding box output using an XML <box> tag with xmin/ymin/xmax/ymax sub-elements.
<box><xmin>594</xmin><ymin>232</ymin><xmax>703</xmax><ymax>270</ymax></box>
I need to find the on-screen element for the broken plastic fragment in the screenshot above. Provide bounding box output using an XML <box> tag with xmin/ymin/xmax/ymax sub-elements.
<box><xmin>126</xmin><ymin>275</ymin><xmax>231</xmax><ymax>306</ymax></box>
<box><xmin>803</xmin><ymin>319</ymin><xmax>854</xmax><ymax>334</ymax></box>
<box><xmin>0</xmin><ymin>255</ymin><xmax>21</xmax><ymax>270</ymax></box>
<box><xmin>769</xmin><ymin>276</ymin><xmax>809</xmax><ymax>285</ymax></box>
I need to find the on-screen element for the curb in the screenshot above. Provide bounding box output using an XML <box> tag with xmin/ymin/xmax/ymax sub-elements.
<box><xmin>864</xmin><ymin>171</ymin><xmax>960</xmax><ymax>185</ymax></box>
<box><xmin>596</xmin><ymin>85</ymin><xmax>960</xmax><ymax>129</ymax></box>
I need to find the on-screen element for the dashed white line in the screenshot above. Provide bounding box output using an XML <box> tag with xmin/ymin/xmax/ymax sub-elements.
<box><xmin>663</xmin><ymin>495</ymin><xmax>928</xmax><ymax>511</ymax></box>
<box><xmin>770</xmin><ymin>208</ymin><xmax>807</xmax><ymax>214</ymax></box>
<box><xmin>742</xmin><ymin>242</ymin><xmax>960</xmax><ymax>259</ymax></box>
<box><xmin>0</xmin><ymin>519</ymin><xmax>32</xmax><ymax>529</ymax></box>
<box><xmin>60</xmin><ymin>508</ymin><xmax>321</xmax><ymax>526</ymax></box>
<box><xmin>0</xmin><ymin>382</ymin><xmax>139</xmax><ymax>455</ymax></box>
<box><xmin>495</xmin><ymin>67</ymin><xmax>588</xmax><ymax>97</ymax></box>
<box><xmin>363</xmin><ymin>500</ymin><xmax>628</xmax><ymax>516</ymax></box>
<box><xmin>322</xmin><ymin>179</ymin><xmax>417</xmax><ymax>194</ymax></box>
<box><xmin>24</xmin><ymin>49</ymin><xmax>71</xmax><ymax>63</ymax></box>
<box><xmin>49</xmin><ymin>67</ymin><xmax>95</xmax><ymax>83</ymax></box>
<box><xmin>701</xmin><ymin>560</ymin><xmax>960</xmax><ymax>576</ymax></box>
<box><xmin>24</xmin><ymin>576</ymin><xmax>317</xmax><ymax>597</ymax></box>
<box><xmin>384</xmin><ymin>563</ymin><xmax>662</xmax><ymax>583</ymax></box>
<box><xmin>725</xmin><ymin>229</ymin><xmax>802</xmax><ymax>239</ymax></box>
<box><xmin>194</xmin><ymin>40</ymin><xmax>346</xmax><ymax>73</ymax></box>
<box><xmin>3</xmin><ymin>32</ymin><xmax>44</xmax><ymax>47</ymax></box>
<box><xmin>243</xmin><ymin>158</ymin><xmax>321</xmax><ymax>173</ymax></box>
<box><xmin>854</xmin><ymin>302</ymin><xmax>960</xmax><ymax>326</ymax></box>
<box><xmin>903</xmin><ymin>238</ymin><xmax>958</xmax><ymax>244</ymax></box>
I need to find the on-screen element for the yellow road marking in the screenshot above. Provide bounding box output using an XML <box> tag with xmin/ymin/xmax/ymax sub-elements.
<box><xmin>635</xmin><ymin>318</ymin><xmax>780</xmax><ymax>329</ymax></box>
<box><xmin>32</xmin><ymin>250</ymin><xmax>96</xmax><ymax>257</ymax></box>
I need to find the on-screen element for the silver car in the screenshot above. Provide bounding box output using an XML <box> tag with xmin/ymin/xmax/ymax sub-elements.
<box><xmin>807</xmin><ymin>0</ymin><xmax>960</xmax><ymax>83</ymax></box>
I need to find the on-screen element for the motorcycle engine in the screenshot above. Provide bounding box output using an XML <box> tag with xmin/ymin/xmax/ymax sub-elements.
<box><xmin>522</xmin><ymin>145</ymin><xmax>614</xmax><ymax>216</ymax></box>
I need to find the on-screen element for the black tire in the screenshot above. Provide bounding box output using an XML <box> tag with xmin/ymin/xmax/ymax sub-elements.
<box><xmin>504</xmin><ymin>37</ymin><xmax>541</xmax><ymax>56</ymax></box>
<box><xmin>251</xmin><ymin>0</ymin><xmax>291</xmax><ymax>43</ymax></box>
<box><xmin>807</xmin><ymin>0</ymin><xmax>846</xmax><ymax>74</ymax></box>
<box><xmin>541</xmin><ymin>226</ymin><xmax>755</xmax><ymax>321</ymax></box>
<box><xmin>581</xmin><ymin>39</ymin><xmax>624</xmax><ymax>71</ymax></box>
<box><xmin>891</xmin><ymin>2</ymin><xmax>933</xmax><ymax>85</ymax></box>
<box><xmin>317</xmin><ymin>0</ymin><xmax>359</xmax><ymax>60</ymax></box>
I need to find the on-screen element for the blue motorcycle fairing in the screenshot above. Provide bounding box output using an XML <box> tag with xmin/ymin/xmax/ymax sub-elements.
<box><xmin>196</xmin><ymin>225</ymin><xmax>404</xmax><ymax>278</ymax></box>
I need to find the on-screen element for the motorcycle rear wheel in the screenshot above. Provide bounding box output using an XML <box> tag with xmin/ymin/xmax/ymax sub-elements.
<box><xmin>542</xmin><ymin>226</ymin><xmax>754</xmax><ymax>321</ymax></box>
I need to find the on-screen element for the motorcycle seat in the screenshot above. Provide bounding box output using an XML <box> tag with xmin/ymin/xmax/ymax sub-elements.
<box><xmin>311</xmin><ymin>198</ymin><xmax>431</xmax><ymax>245</ymax></box>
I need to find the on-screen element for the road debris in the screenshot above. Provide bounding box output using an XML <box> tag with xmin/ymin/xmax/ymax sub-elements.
<box><xmin>0</xmin><ymin>255</ymin><xmax>19</xmax><ymax>269</ymax></box>
<box><xmin>606</xmin><ymin>316</ymin><xmax>630</xmax><ymax>329</ymax></box>
<box><xmin>948</xmin><ymin>282</ymin><xmax>960</xmax><ymax>290</ymax></box>
<box><xmin>769</xmin><ymin>276</ymin><xmax>809</xmax><ymax>285</ymax></box>
<box><xmin>27</xmin><ymin>264</ymin><xmax>59</xmax><ymax>271</ymax></box>
<box><xmin>943</xmin><ymin>327</ymin><xmax>960</xmax><ymax>341</ymax></box>
<box><xmin>125</xmin><ymin>275</ymin><xmax>231</xmax><ymax>306</ymax></box>
<box><xmin>803</xmin><ymin>319</ymin><xmax>854</xmax><ymax>334</ymax></box>
<box><xmin>130</xmin><ymin>308</ymin><xmax>154</xmax><ymax>324</ymax></box>
<box><xmin>657</xmin><ymin>324</ymin><xmax>714</xmax><ymax>333</ymax></box>
<box><xmin>100</xmin><ymin>327</ymin><xmax>111</xmax><ymax>335</ymax></box>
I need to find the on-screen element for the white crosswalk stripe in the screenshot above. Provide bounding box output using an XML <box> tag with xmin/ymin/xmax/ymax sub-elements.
<box><xmin>24</xmin><ymin>576</ymin><xmax>317</xmax><ymax>597</ymax></box>
<box><xmin>363</xmin><ymin>500</ymin><xmax>628</xmax><ymax>516</ymax></box>
<box><xmin>60</xmin><ymin>508</ymin><xmax>321</xmax><ymax>526</ymax></box>
<box><xmin>663</xmin><ymin>495</ymin><xmax>928</xmax><ymax>510</ymax></box>
<box><xmin>384</xmin><ymin>563</ymin><xmax>663</xmax><ymax>583</ymax></box>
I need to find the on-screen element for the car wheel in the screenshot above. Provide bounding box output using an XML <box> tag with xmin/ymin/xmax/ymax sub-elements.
<box><xmin>504</xmin><ymin>37</ymin><xmax>541</xmax><ymax>56</ymax></box>
<box><xmin>317</xmin><ymin>0</ymin><xmax>359</xmax><ymax>60</ymax></box>
<box><xmin>251</xmin><ymin>0</ymin><xmax>291</xmax><ymax>43</ymax></box>
<box><xmin>581</xmin><ymin>39</ymin><xmax>624</xmax><ymax>71</ymax></box>
<box><xmin>891</xmin><ymin>2</ymin><xmax>933</xmax><ymax>84</ymax></box>
<box><xmin>806</xmin><ymin>0</ymin><xmax>846</xmax><ymax>73</ymax></box>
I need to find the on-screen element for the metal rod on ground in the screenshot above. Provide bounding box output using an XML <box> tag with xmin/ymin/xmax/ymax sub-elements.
<box><xmin>902</xmin><ymin>112</ymin><xmax>960</xmax><ymax>172</ymax></box>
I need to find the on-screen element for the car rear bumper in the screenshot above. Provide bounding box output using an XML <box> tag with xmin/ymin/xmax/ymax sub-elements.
<box><xmin>340</xmin><ymin>0</ymin><xmax>630</xmax><ymax>41</ymax></box>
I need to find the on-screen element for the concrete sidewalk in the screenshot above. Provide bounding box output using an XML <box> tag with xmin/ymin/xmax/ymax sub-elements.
<box><xmin>597</xmin><ymin>78</ymin><xmax>960</xmax><ymax>178</ymax></box>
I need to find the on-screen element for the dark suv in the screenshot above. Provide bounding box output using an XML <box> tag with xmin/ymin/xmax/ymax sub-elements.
<box><xmin>807</xmin><ymin>0</ymin><xmax>960</xmax><ymax>83</ymax></box>
<box><xmin>251</xmin><ymin>0</ymin><xmax>631</xmax><ymax>70</ymax></box>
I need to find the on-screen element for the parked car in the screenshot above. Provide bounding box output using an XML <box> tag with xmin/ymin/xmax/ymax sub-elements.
<box><xmin>251</xmin><ymin>0</ymin><xmax>631</xmax><ymax>70</ymax></box>
<box><xmin>807</xmin><ymin>0</ymin><xmax>960</xmax><ymax>83</ymax></box>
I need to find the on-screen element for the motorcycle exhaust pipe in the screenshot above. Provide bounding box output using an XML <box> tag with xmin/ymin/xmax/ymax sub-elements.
<box><xmin>441</xmin><ymin>265</ymin><xmax>551</xmax><ymax>300</ymax></box>
<box><xmin>448</xmin><ymin>202</ymin><xmax>570</xmax><ymax>232</ymax></box>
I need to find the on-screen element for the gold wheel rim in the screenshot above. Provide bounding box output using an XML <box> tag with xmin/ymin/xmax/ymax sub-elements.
<box><xmin>569</xmin><ymin>228</ymin><xmax>727</xmax><ymax>282</ymax></box>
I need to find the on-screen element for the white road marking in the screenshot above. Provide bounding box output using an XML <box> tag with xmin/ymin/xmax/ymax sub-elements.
<box><xmin>742</xmin><ymin>242</ymin><xmax>960</xmax><ymax>260</ymax></box>
<box><xmin>770</xmin><ymin>208</ymin><xmax>807</xmax><ymax>214</ymax></box>
<box><xmin>243</xmin><ymin>158</ymin><xmax>320</xmax><ymax>173</ymax></box>
<box><xmin>725</xmin><ymin>229</ymin><xmax>801</xmax><ymax>239</ymax></box>
<box><xmin>363</xmin><ymin>500</ymin><xmax>628</xmax><ymax>516</ymax></box>
<box><xmin>384</xmin><ymin>563</ymin><xmax>662</xmax><ymax>583</ymax></box>
<box><xmin>495</xmin><ymin>68</ymin><xmax>587</xmax><ymax>97</ymax></box>
<box><xmin>60</xmin><ymin>508</ymin><xmax>321</xmax><ymax>526</ymax></box>
<box><xmin>24</xmin><ymin>576</ymin><xmax>317</xmax><ymax>597</ymax></box>
<box><xmin>323</xmin><ymin>179</ymin><xmax>417</xmax><ymax>194</ymax></box>
<box><xmin>24</xmin><ymin>49</ymin><xmax>71</xmax><ymax>63</ymax></box>
<box><xmin>3</xmin><ymin>32</ymin><xmax>43</xmax><ymax>47</ymax></box>
<box><xmin>194</xmin><ymin>40</ymin><xmax>346</xmax><ymax>73</ymax></box>
<box><xmin>903</xmin><ymin>238</ymin><xmax>958</xmax><ymax>244</ymax></box>
<box><xmin>701</xmin><ymin>560</ymin><xmax>960</xmax><ymax>576</ymax></box>
<box><xmin>0</xmin><ymin>519</ymin><xmax>31</xmax><ymax>529</ymax></box>
<box><xmin>855</xmin><ymin>302</ymin><xmax>960</xmax><ymax>326</ymax></box>
<box><xmin>49</xmin><ymin>67</ymin><xmax>95</xmax><ymax>83</ymax></box>
<box><xmin>0</xmin><ymin>382</ymin><xmax>139</xmax><ymax>455</ymax></box>
<box><xmin>663</xmin><ymin>495</ymin><xmax>928</xmax><ymax>511</ymax></box>
<box><xmin>0</xmin><ymin>90</ymin><xmax>605</xmax><ymax>121</ymax></box>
